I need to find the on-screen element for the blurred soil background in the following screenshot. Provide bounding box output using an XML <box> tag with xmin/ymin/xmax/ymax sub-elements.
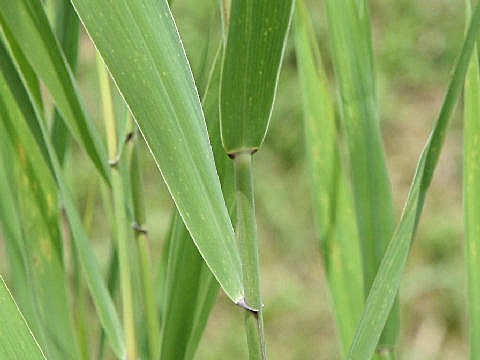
<box><xmin>0</xmin><ymin>0</ymin><xmax>469</xmax><ymax>359</ymax></box>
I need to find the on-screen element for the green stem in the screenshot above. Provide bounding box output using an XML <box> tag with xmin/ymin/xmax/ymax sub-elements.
<box><xmin>233</xmin><ymin>152</ymin><xmax>265</xmax><ymax>360</ymax></box>
<box><xmin>130</xmin><ymin>144</ymin><xmax>160</xmax><ymax>359</ymax></box>
<box><xmin>73</xmin><ymin>180</ymin><xmax>97</xmax><ymax>360</ymax></box>
<box><xmin>97</xmin><ymin>55</ymin><xmax>136</xmax><ymax>360</ymax></box>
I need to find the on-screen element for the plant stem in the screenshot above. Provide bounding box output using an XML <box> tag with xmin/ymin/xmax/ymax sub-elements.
<box><xmin>73</xmin><ymin>180</ymin><xmax>97</xmax><ymax>360</ymax></box>
<box><xmin>130</xmin><ymin>143</ymin><xmax>160</xmax><ymax>359</ymax></box>
<box><xmin>97</xmin><ymin>55</ymin><xmax>136</xmax><ymax>360</ymax></box>
<box><xmin>233</xmin><ymin>151</ymin><xmax>265</xmax><ymax>360</ymax></box>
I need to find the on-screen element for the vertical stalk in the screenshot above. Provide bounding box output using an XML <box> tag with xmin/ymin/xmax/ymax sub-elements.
<box><xmin>233</xmin><ymin>151</ymin><xmax>265</xmax><ymax>360</ymax></box>
<box><xmin>72</xmin><ymin>181</ymin><xmax>97</xmax><ymax>360</ymax></box>
<box><xmin>464</xmin><ymin>2</ymin><xmax>480</xmax><ymax>358</ymax></box>
<box><xmin>130</xmin><ymin>143</ymin><xmax>160</xmax><ymax>359</ymax></box>
<box><xmin>97</xmin><ymin>55</ymin><xmax>136</xmax><ymax>360</ymax></box>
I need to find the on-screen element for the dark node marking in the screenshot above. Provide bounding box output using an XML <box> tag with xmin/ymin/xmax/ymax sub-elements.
<box><xmin>228</xmin><ymin>148</ymin><xmax>259</xmax><ymax>159</ymax></box>
<box><xmin>132</xmin><ymin>222</ymin><xmax>148</xmax><ymax>235</ymax></box>
<box><xmin>125</xmin><ymin>131</ymin><xmax>135</xmax><ymax>143</ymax></box>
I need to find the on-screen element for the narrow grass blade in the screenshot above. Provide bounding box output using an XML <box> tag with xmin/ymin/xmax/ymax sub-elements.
<box><xmin>0</xmin><ymin>44</ymin><xmax>80</xmax><ymax>360</ymax></box>
<box><xmin>0</xmin><ymin>136</ymin><xmax>44</xmax><ymax>346</ymax></box>
<box><xmin>324</xmin><ymin>0</ymin><xmax>398</xmax><ymax>350</ymax></box>
<box><xmin>0</xmin><ymin>31</ymin><xmax>50</xmax><ymax>167</ymax></box>
<box><xmin>0</xmin><ymin>0</ymin><xmax>111</xmax><ymax>183</ymax></box>
<box><xmin>72</xmin><ymin>180</ymin><xmax>97</xmax><ymax>360</ymax></box>
<box><xmin>70</xmin><ymin>0</ymin><xmax>244</xmax><ymax>303</ymax></box>
<box><xmin>0</xmin><ymin>36</ymin><xmax>125</xmax><ymax>359</ymax></box>
<box><xmin>294</xmin><ymin>1</ymin><xmax>364</xmax><ymax>356</ymax></box>
<box><xmin>159</xmin><ymin>46</ymin><xmax>232</xmax><ymax>360</ymax></box>
<box><xmin>0</xmin><ymin>276</ymin><xmax>46</xmax><ymax>360</ymax></box>
<box><xmin>160</xmin><ymin>212</ymin><xmax>220</xmax><ymax>360</ymax></box>
<box><xmin>347</xmin><ymin>4</ymin><xmax>480</xmax><ymax>359</ymax></box>
<box><xmin>464</xmin><ymin>1</ymin><xmax>480</xmax><ymax>358</ymax></box>
<box><xmin>51</xmin><ymin>0</ymin><xmax>81</xmax><ymax>164</ymax></box>
<box><xmin>220</xmin><ymin>0</ymin><xmax>294</xmax><ymax>153</ymax></box>
<box><xmin>96</xmin><ymin>245</ymin><xmax>120</xmax><ymax>360</ymax></box>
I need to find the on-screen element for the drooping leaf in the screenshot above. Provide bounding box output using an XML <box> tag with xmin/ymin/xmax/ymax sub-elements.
<box><xmin>464</xmin><ymin>1</ymin><xmax>480</xmax><ymax>358</ymax></box>
<box><xmin>70</xmin><ymin>0</ymin><xmax>244</xmax><ymax>303</ymax></box>
<box><xmin>160</xmin><ymin>45</ymin><xmax>233</xmax><ymax>360</ymax></box>
<box><xmin>220</xmin><ymin>0</ymin><xmax>295</xmax><ymax>154</ymax></box>
<box><xmin>294</xmin><ymin>1</ymin><xmax>364</xmax><ymax>356</ymax></box>
<box><xmin>0</xmin><ymin>132</ymin><xmax>43</xmax><ymax>347</ymax></box>
<box><xmin>0</xmin><ymin>34</ymin><xmax>125</xmax><ymax>359</ymax></box>
<box><xmin>0</xmin><ymin>0</ymin><xmax>111</xmax><ymax>183</ymax></box>
<box><xmin>0</xmin><ymin>276</ymin><xmax>46</xmax><ymax>360</ymax></box>
<box><xmin>324</xmin><ymin>0</ymin><xmax>398</xmax><ymax>349</ymax></box>
<box><xmin>0</xmin><ymin>43</ymin><xmax>80</xmax><ymax>360</ymax></box>
<box><xmin>347</xmin><ymin>3</ymin><xmax>480</xmax><ymax>359</ymax></box>
<box><xmin>51</xmin><ymin>0</ymin><xmax>81</xmax><ymax>164</ymax></box>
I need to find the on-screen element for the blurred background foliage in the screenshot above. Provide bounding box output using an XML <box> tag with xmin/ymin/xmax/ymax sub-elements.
<box><xmin>0</xmin><ymin>0</ymin><xmax>468</xmax><ymax>359</ymax></box>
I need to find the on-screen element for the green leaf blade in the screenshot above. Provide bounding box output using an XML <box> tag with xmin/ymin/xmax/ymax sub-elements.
<box><xmin>0</xmin><ymin>43</ymin><xmax>80</xmax><ymax>360</ymax></box>
<box><xmin>70</xmin><ymin>0</ymin><xmax>243</xmax><ymax>303</ymax></box>
<box><xmin>51</xmin><ymin>0</ymin><xmax>81</xmax><ymax>164</ymax></box>
<box><xmin>347</xmin><ymin>3</ymin><xmax>480</xmax><ymax>359</ymax></box>
<box><xmin>0</xmin><ymin>0</ymin><xmax>111</xmax><ymax>183</ymax></box>
<box><xmin>294</xmin><ymin>1</ymin><xmax>364</xmax><ymax>356</ymax></box>
<box><xmin>0</xmin><ymin>38</ymin><xmax>125</xmax><ymax>359</ymax></box>
<box><xmin>0</xmin><ymin>276</ymin><xmax>46</xmax><ymax>360</ymax></box>
<box><xmin>324</xmin><ymin>0</ymin><xmax>398</xmax><ymax>349</ymax></box>
<box><xmin>220</xmin><ymin>0</ymin><xmax>294</xmax><ymax>153</ymax></box>
<box><xmin>160</xmin><ymin>45</ymin><xmax>232</xmax><ymax>360</ymax></box>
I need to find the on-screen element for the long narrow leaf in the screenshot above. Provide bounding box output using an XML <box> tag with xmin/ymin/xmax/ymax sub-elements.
<box><xmin>347</xmin><ymin>3</ymin><xmax>480</xmax><ymax>359</ymax></box>
<box><xmin>464</xmin><ymin>1</ymin><xmax>480</xmax><ymax>358</ymax></box>
<box><xmin>70</xmin><ymin>0</ymin><xmax>244</xmax><ymax>303</ymax></box>
<box><xmin>0</xmin><ymin>276</ymin><xmax>46</xmax><ymax>360</ymax></box>
<box><xmin>294</xmin><ymin>1</ymin><xmax>364</xmax><ymax>356</ymax></box>
<box><xmin>324</xmin><ymin>0</ymin><xmax>398</xmax><ymax>349</ymax></box>
<box><xmin>220</xmin><ymin>0</ymin><xmax>294</xmax><ymax>153</ymax></box>
<box><xmin>0</xmin><ymin>44</ymin><xmax>80</xmax><ymax>360</ymax></box>
<box><xmin>160</xmin><ymin>45</ymin><xmax>233</xmax><ymax>360</ymax></box>
<box><xmin>0</xmin><ymin>0</ymin><xmax>111</xmax><ymax>183</ymax></box>
<box><xmin>0</xmin><ymin>35</ymin><xmax>125</xmax><ymax>359</ymax></box>
<box><xmin>51</xmin><ymin>0</ymin><xmax>81</xmax><ymax>164</ymax></box>
<box><xmin>0</xmin><ymin>134</ymin><xmax>44</xmax><ymax>347</ymax></box>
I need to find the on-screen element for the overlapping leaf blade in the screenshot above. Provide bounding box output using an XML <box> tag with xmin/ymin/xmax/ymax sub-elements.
<box><xmin>347</xmin><ymin>3</ymin><xmax>480</xmax><ymax>359</ymax></box>
<box><xmin>51</xmin><ymin>0</ymin><xmax>81</xmax><ymax>164</ymax></box>
<box><xmin>160</xmin><ymin>45</ymin><xmax>234</xmax><ymax>360</ymax></box>
<box><xmin>0</xmin><ymin>132</ymin><xmax>43</xmax><ymax>345</ymax></box>
<box><xmin>294</xmin><ymin>1</ymin><xmax>364</xmax><ymax>356</ymax></box>
<box><xmin>0</xmin><ymin>0</ymin><xmax>110</xmax><ymax>183</ymax></box>
<box><xmin>0</xmin><ymin>276</ymin><xmax>46</xmax><ymax>360</ymax></box>
<box><xmin>324</xmin><ymin>0</ymin><xmax>398</xmax><ymax>349</ymax></box>
<box><xmin>0</xmin><ymin>36</ymin><xmax>125</xmax><ymax>359</ymax></box>
<box><xmin>0</xmin><ymin>41</ymin><xmax>79</xmax><ymax>360</ymax></box>
<box><xmin>220</xmin><ymin>0</ymin><xmax>295</xmax><ymax>153</ymax></box>
<box><xmin>70</xmin><ymin>0</ymin><xmax>244</xmax><ymax>303</ymax></box>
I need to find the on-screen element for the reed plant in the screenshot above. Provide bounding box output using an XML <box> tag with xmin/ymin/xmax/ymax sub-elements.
<box><xmin>0</xmin><ymin>0</ymin><xmax>479</xmax><ymax>359</ymax></box>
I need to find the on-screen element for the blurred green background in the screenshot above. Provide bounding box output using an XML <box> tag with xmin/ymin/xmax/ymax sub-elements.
<box><xmin>1</xmin><ymin>0</ymin><xmax>469</xmax><ymax>359</ymax></box>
